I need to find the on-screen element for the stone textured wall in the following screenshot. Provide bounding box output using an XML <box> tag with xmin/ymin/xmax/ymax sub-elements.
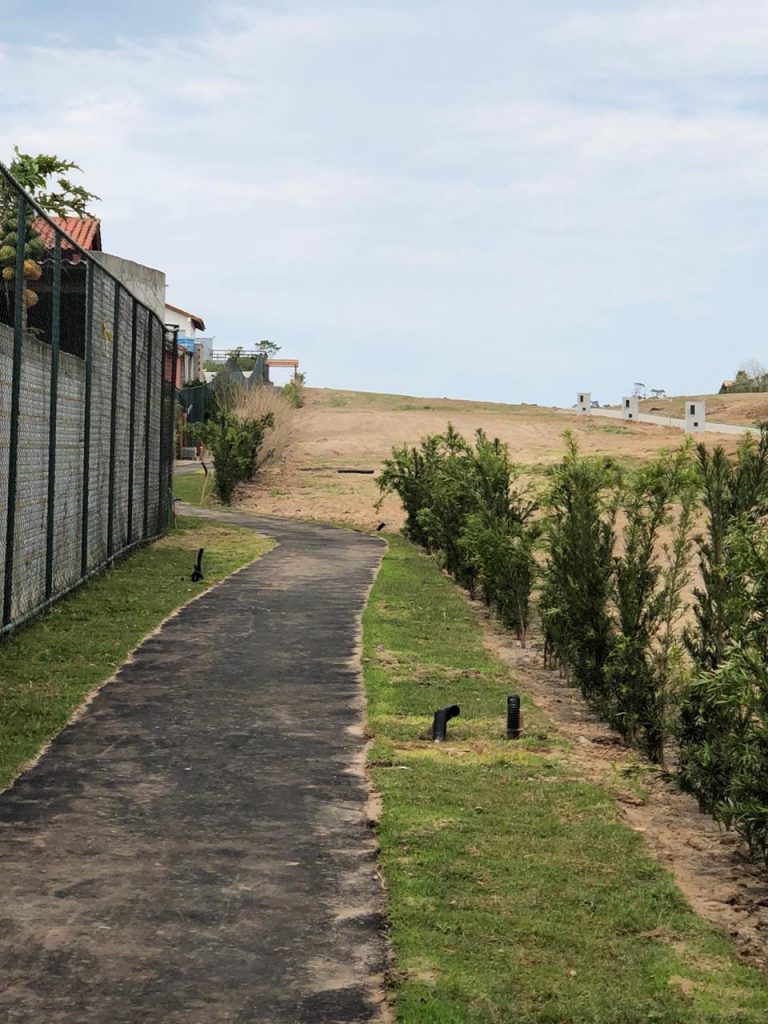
<box><xmin>1</xmin><ymin>276</ymin><xmax>168</xmax><ymax>630</ymax></box>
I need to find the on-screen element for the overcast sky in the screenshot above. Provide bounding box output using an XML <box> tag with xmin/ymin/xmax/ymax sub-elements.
<box><xmin>2</xmin><ymin>1</ymin><xmax>766</xmax><ymax>405</ymax></box>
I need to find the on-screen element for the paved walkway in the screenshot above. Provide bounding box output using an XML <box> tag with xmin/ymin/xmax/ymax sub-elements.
<box><xmin>0</xmin><ymin>512</ymin><xmax>388</xmax><ymax>1024</ymax></box>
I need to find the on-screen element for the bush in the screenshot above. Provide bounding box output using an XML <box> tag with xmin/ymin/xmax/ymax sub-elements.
<box><xmin>678</xmin><ymin>516</ymin><xmax>768</xmax><ymax>862</ymax></box>
<box><xmin>234</xmin><ymin>384</ymin><xmax>296</xmax><ymax>468</ymax></box>
<box><xmin>282</xmin><ymin>372</ymin><xmax>306</xmax><ymax>409</ymax></box>
<box><xmin>539</xmin><ymin>434</ymin><xmax>618</xmax><ymax>699</ymax></box>
<box><xmin>685</xmin><ymin>428</ymin><xmax>768</xmax><ymax>669</ymax></box>
<box><xmin>191</xmin><ymin>409</ymin><xmax>274</xmax><ymax>504</ymax></box>
<box><xmin>540</xmin><ymin>437</ymin><xmax>695</xmax><ymax>764</ymax></box>
<box><xmin>604</xmin><ymin>447</ymin><xmax>696</xmax><ymax>762</ymax></box>
<box><xmin>378</xmin><ymin>425</ymin><xmax>539</xmax><ymax>641</ymax></box>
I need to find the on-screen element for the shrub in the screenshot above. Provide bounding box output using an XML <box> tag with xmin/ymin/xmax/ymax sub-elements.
<box><xmin>685</xmin><ymin>428</ymin><xmax>768</xmax><ymax>669</ymax></box>
<box><xmin>605</xmin><ymin>446</ymin><xmax>696</xmax><ymax>763</ymax></box>
<box><xmin>678</xmin><ymin>516</ymin><xmax>768</xmax><ymax>862</ymax></box>
<box><xmin>282</xmin><ymin>372</ymin><xmax>306</xmax><ymax>409</ymax></box>
<box><xmin>379</xmin><ymin>425</ymin><xmax>539</xmax><ymax>638</ymax></box>
<box><xmin>539</xmin><ymin>435</ymin><xmax>618</xmax><ymax>699</ymax></box>
<box><xmin>540</xmin><ymin>438</ymin><xmax>695</xmax><ymax>764</ymax></box>
<box><xmin>234</xmin><ymin>384</ymin><xmax>295</xmax><ymax>468</ymax></box>
<box><xmin>191</xmin><ymin>408</ymin><xmax>274</xmax><ymax>504</ymax></box>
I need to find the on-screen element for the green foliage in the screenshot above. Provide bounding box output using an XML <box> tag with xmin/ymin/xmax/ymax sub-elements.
<box><xmin>257</xmin><ymin>339</ymin><xmax>281</xmax><ymax>356</ymax></box>
<box><xmin>378</xmin><ymin>424</ymin><xmax>539</xmax><ymax>641</ymax></box>
<box><xmin>190</xmin><ymin>408</ymin><xmax>274</xmax><ymax>504</ymax></box>
<box><xmin>605</xmin><ymin>446</ymin><xmax>696</xmax><ymax>762</ymax></box>
<box><xmin>678</xmin><ymin>516</ymin><xmax>768</xmax><ymax>862</ymax></box>
<box><xmin>365</xmin><ymin>537</ymin><xmax>768</xmax><ymax>1022</ymax></box>
<box><xmin>541</xmin><ymin>438</ymin><xmax>695</xmax><ymax>764</ymax></box>
<box><xmin>1</xmin><ymin>147</ymin><xmax>100</xmax><ymax>312</ymax></box>
<box><xmin>5</xmin><ymin>146</ymin><xmax>100</xmax><ymax>217</ymax></box>
<box><xmin>540</xmin><ymin>434</ymin><xmax>619</xmax><ymax>698</ymax></box>
<box><xmin>684</xmin><ymin>428</ymin><xmax>768</xmax><ymax>669</ymax></box>
<box><xmin>382</xmin><ymin>420</ymin><xmax>768</xmax><ymax>859</ymax></box>
<box><xmin>226</xmin><ymin>347</ymin><xmax>258</xmax><ymax>371</ymax></box>
<box><xmin>282</xmin><ymin>372</ymin><xmax>306</xmax><ymax>408</ymax></box>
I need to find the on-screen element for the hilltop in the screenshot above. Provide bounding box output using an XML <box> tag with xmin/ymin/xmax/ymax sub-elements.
<box><xmin>238</xmin><ymin>387</ymin><xmax>753</xmax><ymax>530</ymax></box>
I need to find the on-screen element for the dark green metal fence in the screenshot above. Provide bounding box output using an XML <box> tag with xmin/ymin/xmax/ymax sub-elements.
<box><xmin>0</xmin><ymin>163</ymin><xmax>177</xmax><ymax>637</ymax></box>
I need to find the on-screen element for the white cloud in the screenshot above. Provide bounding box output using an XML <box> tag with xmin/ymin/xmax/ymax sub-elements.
<box><xmin>1</xmin><ymin>2</ymin><xmax>766</xmax><ymax>403</ymax></box>
<box><xmin>560</xmin><ymin>0</ymin><xmax>768</xmax><ymax>75</ymax></box>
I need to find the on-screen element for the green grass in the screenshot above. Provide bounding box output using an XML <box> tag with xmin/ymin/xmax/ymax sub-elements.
<box><xmin>0</xmin><ymin>516</ymin><xmax>274</xmax><ymax>792</ymax></box>
<box><xmin>173</xmin><ymin>469</ymin><xmax>214</xmax><ymax>507</ymax></box>
<box><xmin>364</xmin><ymin>537</ymin><xmax>768</xmax><ymax>1023</ymax></box>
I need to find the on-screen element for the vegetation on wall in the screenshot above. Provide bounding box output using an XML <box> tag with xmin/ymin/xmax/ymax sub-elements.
<box><xmin>1</xmin><ymin>147</ymin><xmax>99</xmax><ymax>313</ymax></box>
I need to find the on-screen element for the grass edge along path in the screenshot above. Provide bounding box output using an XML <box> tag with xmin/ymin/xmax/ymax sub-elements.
<box><xmin>363</xmin><ymin>536</ymin><xmax>768</xmax><ymax>1024</ymax></box>
<box><xmin>0</xmin><ymin>515</ymin><xmax>274</xmax><ymax>793</ymax></box>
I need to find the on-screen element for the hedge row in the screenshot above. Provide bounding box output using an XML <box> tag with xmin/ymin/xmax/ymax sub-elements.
<box><xmin>379</xmin><ymin>424</ymin><xmax>768</xmax><ymax>864</ymax></box>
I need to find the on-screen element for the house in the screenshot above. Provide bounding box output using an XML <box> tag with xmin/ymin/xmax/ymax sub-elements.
<box><xmin>33</xmin><ymin>215</ymin><xmax>102</xmax><ymax>258</ymax></box>
<box><xmin>29</xmin><ymin>215</ymin><xmax>169</xmax><ymax>355</ymax></box>
<box><xmin>719</xmin><ymin>379</ymin><xmax>735</xmax><ymax>394</ymax></box>
<box><xmin>23</xmin><ymin>216</ymin><xmax>104</xmax><ymax>357</ymax></box>
<box><xmin>164</xmin><ymin>303</ymin><xmax>211</xmax><ymax>386</ymax></box>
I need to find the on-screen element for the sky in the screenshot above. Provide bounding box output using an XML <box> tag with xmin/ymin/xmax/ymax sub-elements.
<box><xmin>1</xmin><ymin>0</ymin><xmax>767</xmax><ymax>405</ymax></box>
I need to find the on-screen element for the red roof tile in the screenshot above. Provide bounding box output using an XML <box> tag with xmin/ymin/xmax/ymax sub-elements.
<box><xmin>33</xmin><ymin>216</ymin><xmax>102</xmax><ymax>253</ymax></box>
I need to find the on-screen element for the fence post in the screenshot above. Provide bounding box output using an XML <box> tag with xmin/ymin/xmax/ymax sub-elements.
<box><xmin>127</xmin><ymin>298</ymin><xmax>138</xmax><ymax>543</ymax></box>
<box><xmin>107</xmin><ymin>283</ymin><xmax>120</xmax><ymax>558</ymax></box>
<box><xmin>45</xmin><ymin>233</ymin><xmax>62</xmax><ymax>599</ymax></box>
<box><xmin>158</xmin><ymin>325</ymin><xmax>178</xmax><ymax>533</ymax></box>
<box><xmin>2</xmin><ymin>195</ymin><xmax>28</xmax><ymax>627</ymax></box>
<box><xmin>80</xmin><ymin>261</ymin><xmax>94</xmax><ymax>577</ymax></box>
<box><xmin>143</xmin><ymin>316</ymin><xmax>153</xmax><ymax>539</ymax></box>
<box><xmin>168</xmin><ymin>329</ymin><xmax>178</xmax><ymax>518</ymax></box>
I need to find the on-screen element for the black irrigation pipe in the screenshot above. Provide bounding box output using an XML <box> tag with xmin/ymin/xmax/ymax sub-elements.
<box><xmin>297</xmin><ymin>467</ymin><xmax>376</xmax><ymax>474</ymax></box>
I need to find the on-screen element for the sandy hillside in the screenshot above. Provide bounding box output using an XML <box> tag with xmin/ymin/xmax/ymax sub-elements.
<box><xmin>239</xmin><ymin>388</ymin><xmax>753</xmax><ymax>530</ymax></box>
<box><xmin>636</xmin><ymin>392</ymin><xmax>768</xmax><ymax>425</ymax></box>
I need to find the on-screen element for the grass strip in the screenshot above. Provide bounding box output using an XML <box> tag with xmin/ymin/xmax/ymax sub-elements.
<box><xmin>364</xmin><ymin>536</ymin><xmax>768</xmax><ymax>1023</ymax></box>
<box><xmin>0</xmin><ymin>515</ymin><xmax>273</xmax><ymax>791</ymax></box>
<box><xmin>173</xmin><ymin>468</ymin><xmax>214</xmax><ymax>507</ymax></box>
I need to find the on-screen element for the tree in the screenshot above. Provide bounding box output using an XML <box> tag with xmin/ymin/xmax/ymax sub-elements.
<box><xmin>737</xmin><ymin>358</ymin><xmax>767</xmax><ymax>383</ymax></box>
<box><xmin>0</xmin><ymin>148</ymin><xmax>99</xmax><ymax>315</ymax></box>
<box><xmin>257</xmin><ymin>339</ymin><xmax>281</xmax><ymax>356</ymax></box>
<box><xmin>6</xmin><ymin>146</ymin><xmax>99</xmax><ymax>216</ymax></box>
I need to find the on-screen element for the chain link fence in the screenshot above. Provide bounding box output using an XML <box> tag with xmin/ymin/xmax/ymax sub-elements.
<box><xmin>0</xmin><ymin>163</ymin><xmax>177</xmax><ymax>637</ymax></box>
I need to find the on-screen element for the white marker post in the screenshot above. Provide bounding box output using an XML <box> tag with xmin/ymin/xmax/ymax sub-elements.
<box><xmin>685</xmin><ymin>400</ymin><xmax>706</xmax><ymax>433</ymax></box>
<box><xmin>622</xmin><ymin>396</ymin><xmax>639</xmax><ymax>421</ymax></box>
<box><xmin>577</xmin><ymin>392</ymin><xmax>591</xmax><ymax>415</ymax></box>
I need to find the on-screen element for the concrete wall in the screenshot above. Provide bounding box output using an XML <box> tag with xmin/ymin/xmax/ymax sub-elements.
<box><xmin>93</xmin><ymin>252</ymin><xmax>166</xmax><ymax>325</ymax></box>
<box><xmin>0</xmin><ymin>323</ymin><xmax>85</xmax><ymax>620</ymax></box>
<box><xmin>0</xmin><ymin>278</ymin><xmax>166</xmax><ymax>630</ymax></box>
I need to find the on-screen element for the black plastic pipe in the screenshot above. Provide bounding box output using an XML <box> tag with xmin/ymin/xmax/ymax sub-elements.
<box><xmin>432</xmin><ymin>704</ymin><xmax>460</xmax><ymax>742</ymax></box>
<box><xmin>191</xmin><ymin>548</ymin><xmax>204</xmax><ymax>582</ymax></box>
<box><xmin>507</xmin><ymin>694</ymin><xmax>522</xmax><ymax>739</ymax></box>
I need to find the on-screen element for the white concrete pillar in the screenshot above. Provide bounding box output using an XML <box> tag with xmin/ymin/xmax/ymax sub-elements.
<box><xmin>622</xmin><ymin>396</ymin><xmax>639</xmax><ymax>421</ymax></box>
<box><xmin>686</xmin><ymin>400</ymin><xmax>706</xmax><ymax>433</ymax></box>
<box><xmin>577</xmin><ymin>391</ymin><xmax>591</xmax><ymax>415</ymax></box>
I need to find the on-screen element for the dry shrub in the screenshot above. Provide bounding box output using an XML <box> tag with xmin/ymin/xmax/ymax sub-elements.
<box><xmin>234</xmin><ymin>385</ymin><xmax>295</xmax><ymax>469</ymax></box>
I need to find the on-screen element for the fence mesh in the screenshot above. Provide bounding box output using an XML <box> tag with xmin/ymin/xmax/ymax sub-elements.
<box><xmin>0</xmin><ymin>164</ymin><xmax>176</xmax><ymax>636</ymax></box>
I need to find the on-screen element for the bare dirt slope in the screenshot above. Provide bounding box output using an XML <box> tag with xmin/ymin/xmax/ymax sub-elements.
<box><xmin>637</xmin><ymin>392</ymin><xmax>768</xmax><ymax>425</ymax></box>
<box><xmin>240</xmin><ymin>387</ymin><xmax>746</xmax><ymax>530</ymax></box>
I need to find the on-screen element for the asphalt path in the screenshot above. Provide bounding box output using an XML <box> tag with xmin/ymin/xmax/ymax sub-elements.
<box><xmin>0</xmin><ymin>511</ymin><xmax>388</xmax><ymax>1024</ymax></box>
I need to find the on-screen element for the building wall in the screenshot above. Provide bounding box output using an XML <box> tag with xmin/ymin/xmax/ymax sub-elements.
<box><xmin>92</xmin><ymin>252</ymin><xmax>166</xmax><ymax>324</ymax></box>
<box><xmin>164</xmin><ymin>308</ymin><xmax>196</xmax><ymax>339</ymax></box>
